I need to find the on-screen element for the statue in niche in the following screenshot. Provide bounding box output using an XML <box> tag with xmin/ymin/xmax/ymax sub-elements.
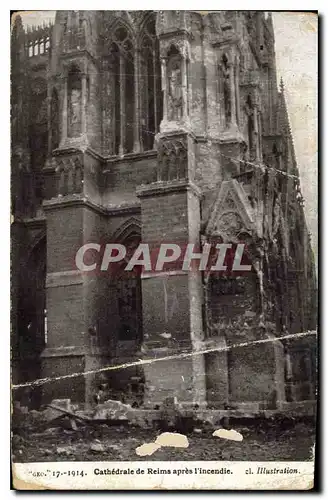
<box><xmin>168</xmin><ymin>58</ymin><xmax>183</xmax><ymax>121</ymax></box>
<box><xmin>221</xmin><ymin>55</ymin><xmax>231</xmax><ymax>127</ymax></box>
<box><xmin>69</xmin><ymin>87</ymin><xmax>82</xmax><ymax>136</ymax></box>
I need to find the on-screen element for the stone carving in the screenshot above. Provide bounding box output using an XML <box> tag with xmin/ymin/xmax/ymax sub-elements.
<box><xmin>67</xmin><ymin>71</ymin><xmax>83</xmax><ymax>139</ymax></box>
<box><xmin>127</xmin><ymin>10</ymin><xmax>146</xmax><ymax>27</ymax></box>
<box><xmin>168</xmin><ymin>57</ymin><xmax>183</xmax><ymax>121</ymax></box>
<box><xmin>156</xmin><ymin>11</ymin><xmax>185</xmax><ymax>35</ymax></box>
<box><xmin>70</xmin><ymin>89</ymin><xmax>81</xmax><ymax>127</ymax></box>
<box><xmin>157</xmin><ymin>136</ymin><xmax>187</xmax><ymax>181</ymax></box>
<box><xmin>223</xmin><ymin>195</ymin><xmax>236</xmax><ymax>211</ymax></box>
<box><xmin>216</xmin><ymin>211</ymin><xmax>244</xmax><ymax>240</ymax></box>
<box><xmin>55</xmin><ymin>156</ymin><xmax>83</xmax><ymax>196</ymax></box>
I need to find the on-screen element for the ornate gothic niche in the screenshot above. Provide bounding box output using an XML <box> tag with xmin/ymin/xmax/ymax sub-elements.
<box><xmin>220</xmin><ymin>53</ymin><xmax>232</xmax><ymax>128</ymax></box>
<box><xmin>166</xmin><ymin>45</ymin><xmax>184</xmax><ymax>122</ymax></box>
<box><xmin>204</xmin><ymin>179</ymin><xmax>255</xmax><ymax>242</ymax></box>
<box><xmin>67</xmin><ymin>64</ymin><xmax>82</xmax><ymax>138</ymax></box>
<box><xmin>244</xmin><ymin>93</ymin><xmax>259</xmax><ymax>161</ymax></box>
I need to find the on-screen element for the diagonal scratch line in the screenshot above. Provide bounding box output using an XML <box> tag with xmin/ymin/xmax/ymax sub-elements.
<box><xmin>12</xmin><ymin>330</ymin><xmax>317</xmax><ymax>390</ymax></box>
<box><xmin>104</xmin><ymin>120</ymin><xmax>302</xmax><ymax>182</ymax></box>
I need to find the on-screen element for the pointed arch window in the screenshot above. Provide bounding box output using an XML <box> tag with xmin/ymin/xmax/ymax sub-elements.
<box><xmin>115</xmin><ymin>234</ymin><xmax>143</xmax><ymax>345</ymax></box>
<box><xmin>140</xmin><ymin>16</ymin><xmax>162</xmax><ymax>151</ymax></box>
<box><xmin>110</xmin><ymin>25</ymin><xmax>135</xmax><ymax>155</ymax></box>
<box><xmin>106</xmin><ymin>14</ymin><xmax>162</xmax><ymax>155</ymax></box>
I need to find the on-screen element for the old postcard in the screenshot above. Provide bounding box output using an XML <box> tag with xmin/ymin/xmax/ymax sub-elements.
<box><xmin>11</xmin><ymin>10</ymin><xmax>318</xmax><ymax>490</ymax></box>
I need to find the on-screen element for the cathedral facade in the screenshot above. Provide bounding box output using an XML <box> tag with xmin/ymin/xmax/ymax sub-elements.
<box><xmin>11</xmin><ymin>11</ymin><xmax>317</xmax><ymax>411</ymax></box>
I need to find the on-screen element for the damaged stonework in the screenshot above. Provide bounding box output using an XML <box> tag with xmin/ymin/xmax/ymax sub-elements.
<box><xmin>11</xmin><ymin>10</ymin><xmax>317</xmax><ymax>416</ymax></box>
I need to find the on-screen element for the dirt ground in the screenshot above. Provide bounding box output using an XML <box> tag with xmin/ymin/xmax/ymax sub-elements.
<box><xmin>12</xmin><ymin>419</ymin><xmax>315</xmax><ymax>463</ymax></box>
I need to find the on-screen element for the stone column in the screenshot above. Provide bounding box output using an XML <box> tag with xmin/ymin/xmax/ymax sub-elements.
<box><xmin>253</xmin><ymin>105</ymin><xmax>260</xmax><ymax>160</ymax></box>
<box><xmin>41</xmin><ymin>152</ymin><xmax>109</xmax><ymax>407</ymax></box>
<box><xmin>235</xmin><ymin>58</ymin><xmax>240</xmax><ymax>126</ymax></box>
<box><xmin>81</xmin><ymin>73</ymin><xmax>87</xmax><ymax>136</ymax></box>
<box><xmin>61</xmin><ymin>77</ymin><xmax>68</xmax><ymax>145</ymax></box>
<box><xmin>153</xmin><ymin>51</ymin><xmax>158</xmax><ymax>133</ymax></box>
<box><xmin>182</xmin><ymin>57</ymin><xmax>188</xmax><ymax>119</ymax></box>
<box><xmin>133</xmin><ymin>48</ymin><xmax>141</xmax><ymax>152</ymax></box>
<box><xmin>161</xmin><ymin>58</ymin><xmax>168</xmax><ymax>122</ymax></box>
<box><xmin>119</xmin><ymin>55</ymin><xmax>126</xmax><ymax>156</ymax></box>
<box><xmin>229</xmin><ymin>63</ymin><xmax>237</xmax><ymax>128</ymax></box>
<box><xmin>137</xmin><ymin>139</ymin><xmax>207</xmax><ymax>408</ymax></box>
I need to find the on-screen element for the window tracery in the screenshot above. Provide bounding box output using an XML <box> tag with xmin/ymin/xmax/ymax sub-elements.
<box><xmin>104</xmin><ymin>14</ymin><xmax>162</xmax><ymax>155</ymax></box>
<box><xmin>140</xmin><ymin>16</ymin><xmax>162</xmax><ymax>150</ymax></box>
<box><xmin>110</xmin><ymin>24</ymin><xmax>135</xmax><ymax>155</ymax></box>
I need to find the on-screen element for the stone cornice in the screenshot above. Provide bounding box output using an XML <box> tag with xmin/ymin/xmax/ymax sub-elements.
<box><xmin>158</xmin><ymin>28</ymin><xmax>192</xmax><ymax>41</ymax></box>
<box><xmin>46</xmin><ymin>270</ymin><xmax>84</xmax><ymax>289</ymax></box>
<box><xmin>104</xmin><ymin>150</ymin><xmax>157</xmax><ymax>168</ymax></box>
<box><xmin>106</xmin><ymin>202</ymin><xmax>141</xmax><ymax>216</ymax></box>
<box><xmin>43</xmin><ymin>194</ymin><xmax>107</xmax><ymax>214</ymax></box>
<box><xmin>44</xmin><ymin>148</ymin><xmax>157</xmax><ymax>173</ymax></box>
<box><xmin>43</xmin><ymin>194</ymin><xmax>140</xmax><ymax>217</ymax></box>
<box><xmin>136</xmin><ymin>179</ymin><xmax>202</xmax><ymax>199</ymax></box>
<box><xmin>14</xmin><ymin>215</ymin><xmax>46</xmax><ymax>229</ymax></box>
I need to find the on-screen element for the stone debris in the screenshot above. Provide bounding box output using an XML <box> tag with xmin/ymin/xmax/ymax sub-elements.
<box><xmin>93</xmin><ymin>399</ymin><xmax>133</xmax><ymax>420</ymax></box>
<box><xmin>43</xmin><ymin>399</ymin><xmax>72</xmax><ymax>422</ymax></box>
<box><xmin>90</xmin><ymin>441</ymin><xmax>106</xmax><ymax>453</ymax></box>
<box><xmin>56</xmin><ymin>446</ymin><xmax>73</xmax><ymax>456</ymax></box>
<box><xmin>212</xmin><ymin>428</ymin><xmax>243</xmax><ymax>442</ymax></box>
<box><xmin>42</xmin><ymin>427</ymin><xmax>60</xmax><ymax>435</ymax></box>
<box><xmin>155</xmin><ymin>432</ymin><xmax>189</xmax><ymax>448</ymax></box>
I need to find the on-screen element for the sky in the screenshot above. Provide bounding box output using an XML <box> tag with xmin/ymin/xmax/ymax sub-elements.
<box><xmin>18</xmin><ymin>11</ymin><xmax>318</xmax><ymax>261</ymax></box>
<box><xmin>272</xmin><ymin>12</ymin><xmax>318</xmax><ymax>262</ymax></box>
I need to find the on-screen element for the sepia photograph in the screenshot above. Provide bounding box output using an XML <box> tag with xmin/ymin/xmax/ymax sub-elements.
<box><xmin>10</xmin><ymin>9</ymin><xmax>318</xmax><ymax>490</ymax></box>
